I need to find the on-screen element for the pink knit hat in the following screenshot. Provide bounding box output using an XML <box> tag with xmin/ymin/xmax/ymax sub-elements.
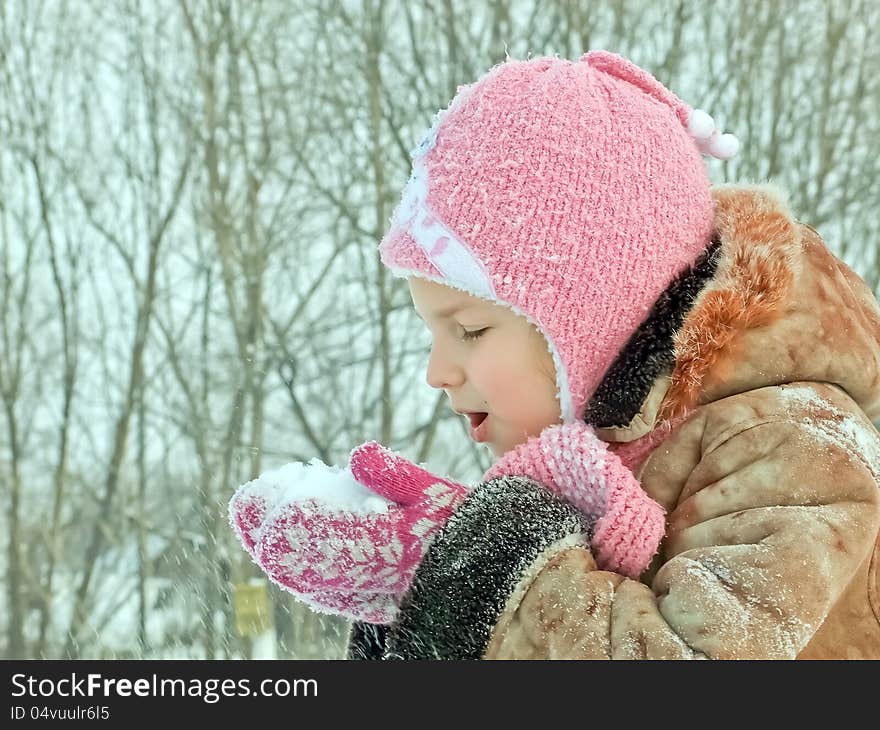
<box><xmin>380</xmin><ymin>50</ymin><xmax>738</xmax><ymax>422</ymax></box>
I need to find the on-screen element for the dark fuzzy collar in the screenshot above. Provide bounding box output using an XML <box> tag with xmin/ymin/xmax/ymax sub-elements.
<box><xmin>585</xmin><ymin>237</ymin><xmax>722</xmax><ymax>428</ymax></box>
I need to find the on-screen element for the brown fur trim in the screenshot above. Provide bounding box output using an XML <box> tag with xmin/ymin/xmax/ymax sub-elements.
<box><xmin>658</xmin><ymin>185</ymin><xmax>802</xmax><ymax>422</ymax></box>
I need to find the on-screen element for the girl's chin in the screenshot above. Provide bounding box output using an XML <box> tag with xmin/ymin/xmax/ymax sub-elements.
<box><xmin>489</xmin><ymin>429</ymin><xmax>543</xmax><ymax>459</ymax></box>
<box><xmin>489</xmin><ymin>438</ymin><xmax>515</xmax><ymax>459</ymax></box>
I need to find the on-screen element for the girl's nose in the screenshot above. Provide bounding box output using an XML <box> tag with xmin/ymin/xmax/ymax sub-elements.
<box><xmin>426</xmin><ymin>346</ymin><xmax>464</xmax><ymax>390</ymax></box>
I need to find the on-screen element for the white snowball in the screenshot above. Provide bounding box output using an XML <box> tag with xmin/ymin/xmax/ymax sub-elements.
<box><xmin>239</xmin><ymin>458</ymin><xmax>393</xmax><ymax>516</ymax></box>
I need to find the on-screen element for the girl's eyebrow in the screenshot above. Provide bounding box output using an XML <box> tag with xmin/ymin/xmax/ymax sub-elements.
<box><xmin>416</xmin><ymin>303</ymin><xmax>474</xmax><ymax>321</ymax></box>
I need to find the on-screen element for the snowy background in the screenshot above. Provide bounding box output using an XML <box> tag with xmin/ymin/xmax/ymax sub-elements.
<box><xmin>1</xmin><ymin>0</ymin><xmax>879</xmax><ymax>659</ymax></box>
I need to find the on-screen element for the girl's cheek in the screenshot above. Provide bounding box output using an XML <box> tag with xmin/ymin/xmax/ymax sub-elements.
<box><xmin>466</xmin><ymin>359</ymin><xmax>496</xmax><ymax>400</ymax></box>
<box><xmin>487</xmin><ymin>370</ymin><xmax>521</xmax><ymax>408</ymax></box>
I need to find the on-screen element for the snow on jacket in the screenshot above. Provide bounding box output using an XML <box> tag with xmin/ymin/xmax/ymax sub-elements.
<box><xmin>348</xmin><ymin>185</ymin><xmax>880</xmax><ymax>660</ymax></box>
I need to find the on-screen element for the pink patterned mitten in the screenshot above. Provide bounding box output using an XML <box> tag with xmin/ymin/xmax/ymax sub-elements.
<box><xmin>228</xmin><ymin>441</ymin><xmax>469</xmax><ymax>624</ymax></box>
<box><xmin>484</xmin><ymin>421</ymin><xmax>666</xmax><ymax>578</ymax></box>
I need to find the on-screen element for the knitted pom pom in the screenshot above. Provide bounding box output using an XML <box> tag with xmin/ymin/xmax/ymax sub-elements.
<box><xmin>708</xmin><ymin>133</ymin><xmax>740</xmax><ymax>160</ymax></box>
<box><xmin>689</xmin><ymin>110</ymin><xmax>740</xmax><ymax>161</ymax></box>
<box><xmin>687</xmin><ymin>108</ymin><xmax>715</xmax><ymax>141</ymax></box>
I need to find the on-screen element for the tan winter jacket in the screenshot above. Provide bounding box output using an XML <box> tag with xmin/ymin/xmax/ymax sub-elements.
<box><xmin>349</xmin><ymin>185</ymin><xmax>880</xmax><ymax>660</ymax></box>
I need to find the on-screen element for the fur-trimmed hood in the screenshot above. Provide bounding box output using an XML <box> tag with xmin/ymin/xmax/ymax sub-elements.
<box><xmin>594</xmin><ymin>184</ymin><xmax>880</xmax><ymax>443</ymax></box>
<box><xmin>347</xmin><ymin>184</ymin><xmax>880</xmax><ymax>661</ymax></box>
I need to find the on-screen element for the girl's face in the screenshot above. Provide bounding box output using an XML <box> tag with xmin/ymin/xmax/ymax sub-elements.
<box><xmin>408</xmin><ymin>277</ymin><xmax>561</xmax><ymax>458</ymax></box>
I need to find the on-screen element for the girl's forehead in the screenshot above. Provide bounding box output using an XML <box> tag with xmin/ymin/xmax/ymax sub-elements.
<box><xmin>408</xmin><ymin>277</ymin><xmax>492</xmax><ymax>314</ymax></box>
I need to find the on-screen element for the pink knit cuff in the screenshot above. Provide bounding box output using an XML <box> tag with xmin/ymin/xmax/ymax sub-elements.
<box><xmin>591</xmin><ymin>470</ymin><xmax>666</xmax><ymax>578</ymax></box>
<box><xmin>484</xmin><ymin>432</ymin><xmax>554</xmax><ymax>488</ymax></box>
<box><xmin>483</xmin><ymin>423</ymin><xmax>665</xmax><ymax>578</ymax></box>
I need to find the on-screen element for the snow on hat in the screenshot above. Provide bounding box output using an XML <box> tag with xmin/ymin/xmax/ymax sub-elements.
<box><xmin>379</xmin><ymin>50</ymin><xmax>737</xmax><ymax>422</ymax></box>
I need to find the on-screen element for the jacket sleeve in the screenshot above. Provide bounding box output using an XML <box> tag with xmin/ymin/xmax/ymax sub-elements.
<box><xmin>346</xmin><ymin>622</ymin><xmax>389</xmax><ymax>660</ymax></box>
<box><xmin>369</xmin><ymin>476</ymin><xmax>594</xmax><ymax>660</ymax></box>
<box><xmin>378</xmin><ymin>383</ymin><xmax>880</xmax><ymax>659</ymax></box>
<box><xmin>487</xmin><ymin>383</ymin><xmax>880</xmax><ymax>659</ymax></box>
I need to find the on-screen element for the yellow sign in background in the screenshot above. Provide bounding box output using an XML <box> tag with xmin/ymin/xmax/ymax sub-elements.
<box><xmin>233</xmin><ymin>580</ymin><xmax>273</xmax><ymax>637</ymax></box>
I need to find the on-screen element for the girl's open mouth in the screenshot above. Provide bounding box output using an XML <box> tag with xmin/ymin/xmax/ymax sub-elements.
<box><xmin>468</xmin><ymin>412</ymin><xmax>490</xmax><ymax>442</ymax></box>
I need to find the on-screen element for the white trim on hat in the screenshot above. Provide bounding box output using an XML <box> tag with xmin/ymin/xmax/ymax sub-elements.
<box><xmin>393</xmin><ymin>158</ymin><xmax>496</xmax><ymax>300</ymax></box>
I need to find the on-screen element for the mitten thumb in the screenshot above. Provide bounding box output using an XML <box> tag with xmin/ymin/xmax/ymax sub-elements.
<box><xmin>349</xmin><ymin>441</ymin><xmax>467</xmax><ymax>505</ymax></box>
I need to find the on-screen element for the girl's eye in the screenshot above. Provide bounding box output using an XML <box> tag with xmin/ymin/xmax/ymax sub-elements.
<box><xmin>461</xmin><ymin>327</ymin><xmax>488</xmax><ymax>341</ymax></box>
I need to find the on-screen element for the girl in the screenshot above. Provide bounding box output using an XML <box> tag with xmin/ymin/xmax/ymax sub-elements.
<box><xmin>230</xmin><ymin>51</ymin><xmax>880</xmax><ymax>659</ymax></box>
